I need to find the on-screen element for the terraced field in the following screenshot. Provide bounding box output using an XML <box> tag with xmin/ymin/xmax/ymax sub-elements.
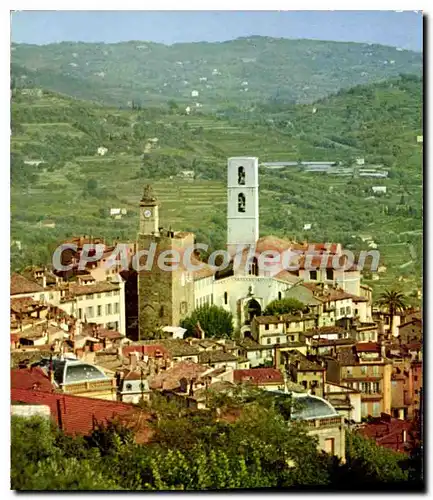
<box><xmin>10</xmin><ymin>88</ymin><xmax>422</xmax><ymax>305</ymax></box>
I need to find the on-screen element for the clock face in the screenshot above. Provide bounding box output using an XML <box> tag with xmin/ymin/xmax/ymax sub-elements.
<box><xmin>143</xmin><ymin>209</ymin><xmax>152</xmax><ymax>218</ymax></box>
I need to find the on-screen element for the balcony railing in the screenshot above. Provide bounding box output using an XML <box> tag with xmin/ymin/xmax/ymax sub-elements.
<box><xmin>302</xmin><ymin>416</ymin><xmax>343</xmax><ymax>429</ymax></box>
<box><xmin>360</xmin><ymin>393</ymin><xmax>382</xmax><ymax>400</ymax></box>
<box><xmin>62</xmin><ymin>379</ymin><xmax>115</xmax><ymax>394</ymax></box>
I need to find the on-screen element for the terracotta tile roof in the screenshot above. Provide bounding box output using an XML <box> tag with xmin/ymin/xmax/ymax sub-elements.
<box><xmin>305</xmin><ymin>325</ymin><xmax>348</xmax><ymax>336</ymax></box>
<box><xmin>198</xmin><ymin>350</ymin><xmax>238</xmax><ymax>364</ymax></box>
<box><xmin>11</xmin><ymin>388</ymin><xmax>152</xmax><ymax>442</ymax></box>
<box><xmin>236</xmin><ymin>338</ymin><xmax>271</xmax><ymax>351</ymax></box>
<box><xmin>193</xmin><ymin>380</ymin><xmax>235</xmax><ymax>400</ymax></box>
<box><xmin>311</xmin><ymin>338</ymin><xmax>356</xmax><ymax>347</ymax></box>
<box><xmin>11</xmin><ymin>273</ymin><xmax>44</xmax><ymax>296</ymax></box>
<box><xmin>356</xmin><ymin>342</ymin><xmax>380</xmax><ymax>353</ymax></box>
<box><xmin>122</xmin><ymin>343</ymin><xmax>170</xmax><ymax>359</ymax></box>
<box><xmin>96</xmin><ymin>329</ymin><xmax>124</xmax><ymax>340</ymax></box>
<box><xmin>274</xmin><ymin>270</ymin><xmax>302</xmax><ymax>284</ymax></box>
<box><xmin>406</xmin><ymin>342</ymin><xmax>422</xmax><ymax>350</ymax></box>
<box><xmin>233</xmin><ymin>368</ymin><xmax>284</xmax><ymax>385</ymax></box>
<box><xmin>60</xmin><ymin>281</ymin><xmax>119</xmax><ymax>298</ymax></box>
<box><xmin>149</xmin><ymin>362</ymin><xmax>207</xmax><ymax>391</ymax></box>
<box><xmin>301</xmin><ymin>284</ymin><xmax>360</xmax><ymax>303</ymax></box>
<box><xmin>191</xmin><ymin>255</ymin><xmax>217</xmax><ymax>280</ymax></box>
<box><xmin>282</xmin><ymin>351</ymin><xmax>325</xmax><ymax>371</ymax></box>
<box><xmin>357</xmin><ymin>416</ymin><xmax>416</xmax><ymax>454</ymax></box>
<box><xmin>153</xmin><ymin>339</ymin><xmax>200</xmax><ymax>357</ymax></box>
<box><xmin>10</xmin><ymin>297</ymin><xmax>45</xmax><ymax>313</ymax></box>
<box><xmin>11</xmin><ymin>367</ymin><xmax>55</xmax><ymax>392</ymax></box>
<box><xmin>123</xmin><ymin>370</ymin><xmax>147</xmax><ymax>381</ymax></box>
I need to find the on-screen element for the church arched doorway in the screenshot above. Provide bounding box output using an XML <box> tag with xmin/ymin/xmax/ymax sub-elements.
<box><xmin>246</xmin><ymin>299</ymin><xmax>262</xmax><ymax>323</ymax></box>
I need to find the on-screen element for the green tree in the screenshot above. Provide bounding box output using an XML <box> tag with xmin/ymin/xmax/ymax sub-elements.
<box><xmin>86</xmin><ymin>178</ymin><xmax>98</xmax><ymax>192</ymax></box>
<box><xmin>263</xmin><ymin>297</ymin><xmax>305</xmax><ymax>316</ymax></box>
<box><xmin>340</xmin><ymin>431</ymin><xmax>410</xmax><ymax>486</ymax></box>
<box><xmin>181</xmin><ymin>304</ymin><xmax>234</xmax><ymax>339</ymax></box>
<box><xmin>376</xmin><ymin>289</ymin><xmax>407</xmax><ymax>335</ymax></box>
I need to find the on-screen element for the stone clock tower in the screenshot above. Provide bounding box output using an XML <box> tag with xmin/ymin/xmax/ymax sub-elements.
<box><xmin>137</xmin><ymin>184</ymin><xmax>195</xmax><ymax>340</ymax></box>
<box><xmin>139</xmin><ymin>184</ymin><xmax>160</xmax><ymax>236</ymax></box>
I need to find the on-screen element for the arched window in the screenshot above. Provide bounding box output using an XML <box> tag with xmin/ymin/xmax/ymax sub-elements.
<box><xmin>249</xmin><ymin>257</ymin><xmax>259</xmax><ymax>276</ymax></box>
<box><xmin>278</xmin><ymin>291</ymin><xmax>282</xmax><ymax>300</ymax></box>
<box><xmin>238</xmin><ymin>166</ymin><xmax>246</xmax><ymax>185</ymax></box>
<box><xmin>224</xmin><ymin>292</ymin><xmax>228</xmax><ymax>305</ymax></box>
<box><xmin>238</xmin><ymin>193</ymin><xmax>246</xmax><ymax>213</ymax></box>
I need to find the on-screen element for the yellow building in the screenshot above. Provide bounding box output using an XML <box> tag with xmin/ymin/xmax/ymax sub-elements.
<box><xmin>325</xmin><ymin>343</ymin><xmax>392</xmax><ymax>418</ymax></box>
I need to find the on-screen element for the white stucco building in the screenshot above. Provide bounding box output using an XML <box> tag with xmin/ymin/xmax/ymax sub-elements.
<box><xmin>190</xmin><ymin>156</ymin><xmax>365</xmax><ymax>334</ymax></box>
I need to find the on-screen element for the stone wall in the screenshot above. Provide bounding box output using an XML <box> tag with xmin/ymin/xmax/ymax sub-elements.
<box><xmin>11</xmin><ymin>404</ymin><xmax>51</xmax><ymax>419</ymax></box>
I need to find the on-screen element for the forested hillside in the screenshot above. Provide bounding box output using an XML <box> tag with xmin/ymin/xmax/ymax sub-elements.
<box><xmin>11</xmin><ymin>36</ymin><xmax>422</xmax><ymax>108</ymax></box>
<box><xmin>10</xmin><ymin>74</ymin><xmax>423</xmax><ymax>302</ymax></box>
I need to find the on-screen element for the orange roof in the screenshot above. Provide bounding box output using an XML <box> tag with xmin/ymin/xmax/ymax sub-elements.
<box><xmin>11</xmin><ymin>367</ymin><xmax>54</xmax><ymax>392</ymax></box>
<box><xmin>149</xmin><ymin>362</ymin><xmax>207</xmax><ymax>391</ymax></box>
<box><xmin>11</xmin><ymin>273</ymin><xmax>44</xmax><ymax>296</ymax></box>
<box><xmin>11</xmin><ymin>388</ymin><xmax>152</xmax><ymax>443</ymax></box>
<box><xmin>233</xmin><ymin>368</ymin><xmax>284</xmax><ymax>385</ymax></box>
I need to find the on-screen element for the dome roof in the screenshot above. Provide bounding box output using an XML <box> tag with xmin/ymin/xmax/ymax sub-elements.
<box><xmin>291</xmin><ymin>393</ymin><xmax>338</xmax><ymax>420</ymax></box>
<box><xmin>64</xmin><ymin>363</ymin><xmax>108</xmax><ymax>384</ymax></box>
<box><xmin>270</xmin><ymin>390</ymin><xmax>339</xmax><ymax>420</ymax></box>
<box><xmin>33</xmin><ymin>358</ymin><xmax>109</xmax><ymax>386</ymax></box>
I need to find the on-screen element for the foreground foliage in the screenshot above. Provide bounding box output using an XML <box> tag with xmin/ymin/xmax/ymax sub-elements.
<box><xmin>11</xmin><ymin>394</ymin><xmax>423</xmax><ymax>491</ymax></box>
<box><xmin>181</xmin><ymin>304</ymin><xmax>234</xmax><ymax>339</ymax></box>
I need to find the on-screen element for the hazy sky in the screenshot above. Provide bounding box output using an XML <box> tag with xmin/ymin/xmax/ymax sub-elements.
<box><xmin>11</xmin><ymin>10</ymin><xmax>423</xmax><ymax>51</ymax></box>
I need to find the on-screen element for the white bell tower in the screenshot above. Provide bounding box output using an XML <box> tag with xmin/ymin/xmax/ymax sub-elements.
<box><xmin>227</xmin><ymin>156</ymin><xmax>259</xmax><ymax>256</ymax></box>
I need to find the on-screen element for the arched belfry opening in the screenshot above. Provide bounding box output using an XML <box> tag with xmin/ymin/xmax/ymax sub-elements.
<box><xmin>248</xmin><ymin>256</ymin><xmax>259</xmax><ymax>276</ymax></box>
<box><xmin>238</xmin><ymin>166</ymin><xmax>246</xmax><ymax>185</ymax></box>
<box><xmin>238</xmin><ymin>193</ymin><xmax>246</xmax><ymax>213</ymax></box>
<box><xmin>246</xmin><ymin>299</ymin><xmax>261</xmax><ymax>323</ymax></box>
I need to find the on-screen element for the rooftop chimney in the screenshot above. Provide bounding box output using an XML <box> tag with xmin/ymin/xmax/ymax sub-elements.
<box><xmin>129</xmin><ymin>351</ymin><xmax>139</xmax><ymax>370</ymax></box>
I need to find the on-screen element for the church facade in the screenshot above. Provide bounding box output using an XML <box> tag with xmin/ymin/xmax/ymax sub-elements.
<box><xmin>137</xmin><ymin>157</ymin><xmax>364</xmax><ymax>337</ymax></box>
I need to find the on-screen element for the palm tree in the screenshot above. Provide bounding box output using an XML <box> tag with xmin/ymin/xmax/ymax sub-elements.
<box><xmin>377</xmin><ymin>289</ymin><xmax>407</xmax><ymax>337</ymax></box>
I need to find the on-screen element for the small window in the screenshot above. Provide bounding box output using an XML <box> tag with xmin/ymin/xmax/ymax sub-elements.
<box><xmin>267</xmin><ymin>338</ymin><xmax>271</xmax><ymax>345</ymax></box>
<box><xmin>238</xmin><ymin>193</ymin><xmax>246</xmax><ymax>213</ymax></box>
<box><xmin>276</xmin><ymin>337</ymin><xmax>280</xmax><ymax>344</ymax></box>
<box><xmin>125</xmin><ymin>383</ymin><xmax>132</xmax><ymax>391</ymax></box>
<box><xmin>265</xmin><ymin>324</ymin><xmax>269</xmax><ymax>331</ymax></box>
<box><xmin>278</xmin><ymin>291</ymin><xmax>282</xmax><ymax>300</ymax></box>
<box><xmin>310</xmin><ymin>270</ymin><xmax>317</xmax><ymax>280</ymax></box>
<box><xmin>224</xmin><ymin>292</ymin><xmax>228</xmax><ymax>305</ymax></box>
<box><xmin>114</xmin><ymin>302</ymin><xmax>119</xmax><ymax>314</ymax></box>
<box><xmin>326</xmin><ymin>269</ymin><xmax>333</xmax><ymax>281</ymax></box>
<box><xmin>238</xmin><ymin>166</ymin><xmax>246</xmax><ymax>185</ymax></box>
<box><xmin>97</xmin><ymin>305</ymin><xmax>102</xmax><ymax>316</ymax></box>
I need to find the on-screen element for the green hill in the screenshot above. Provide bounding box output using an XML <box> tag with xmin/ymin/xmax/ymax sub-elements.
<box><xmin>10</xmin><ymin>77</ymin><xmax>422</xmax><ymax>303</ymax></box>
<box><xmin>11</xmin><ymin>36</ymin><xmax>422</xmax><ymax>108</ymax></box>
